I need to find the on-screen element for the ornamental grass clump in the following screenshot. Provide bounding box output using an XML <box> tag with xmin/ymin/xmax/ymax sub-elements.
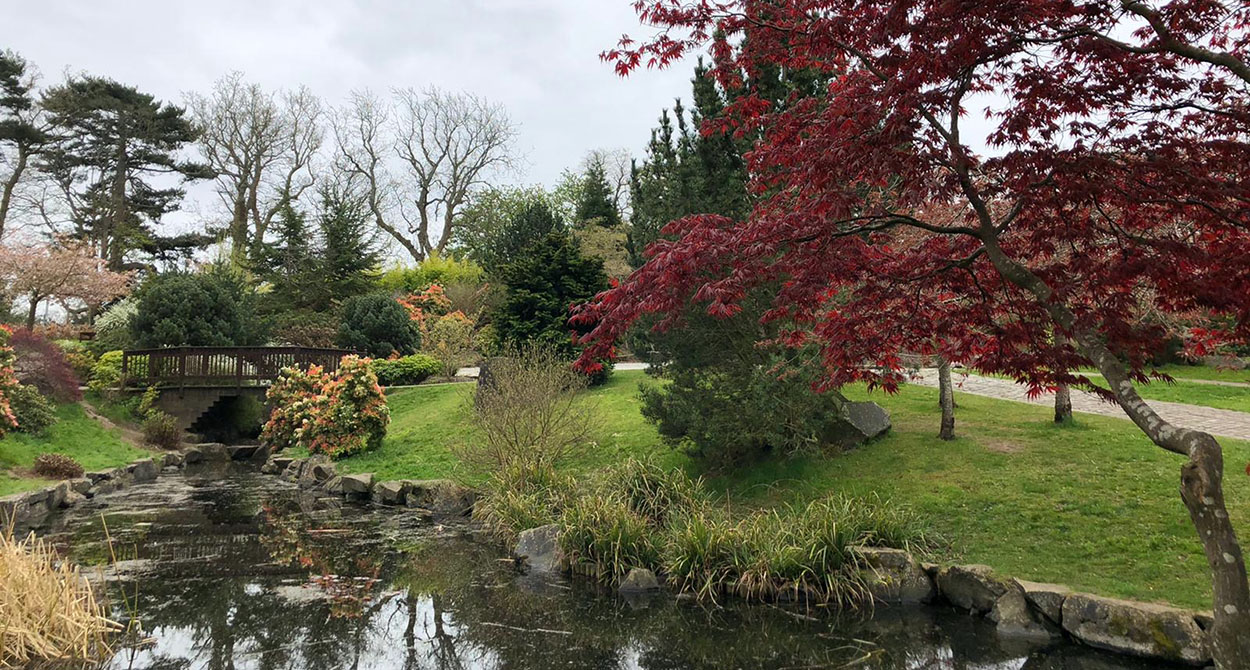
<box><xmin>475</xmin><ymin>461</ymin><xmax>577</xmax><ymax>542</ymax></box>
<box><xmin>558</xmin><ymin>494</ymin><xmax>661</xmax><ymax>583</ymax></box>
<box><xmin>662</xmin><ymin>494</ymin><xmax>936</xmax><ymax>607</ymax></box>
<box><xmin>0</xmin><ymin>531</ymin><xmax>122</xmax><ymax>665</ymax></box>
<box><xmin>597</xmin><ymin>458</ymin><xmax>708</xmax><ymax>526</ymax></box>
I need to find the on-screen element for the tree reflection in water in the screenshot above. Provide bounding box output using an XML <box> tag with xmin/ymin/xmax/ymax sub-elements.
<box><xmin>33</xmin><ymin>471</ymin><xmax>1170</xmax><ymax>670</ymax></box>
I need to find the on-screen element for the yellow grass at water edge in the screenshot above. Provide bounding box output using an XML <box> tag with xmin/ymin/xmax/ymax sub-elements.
<box><xmin>0</xmin><ymin>528</ymin><xmax>123</xmax><ymax>666</ymax></box>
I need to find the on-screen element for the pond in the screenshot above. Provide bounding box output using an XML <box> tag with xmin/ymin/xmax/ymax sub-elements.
<box><xmin>35</xmin><ymin>466</ymin><xmax>1174</xmax><ymax>670</ymax></box>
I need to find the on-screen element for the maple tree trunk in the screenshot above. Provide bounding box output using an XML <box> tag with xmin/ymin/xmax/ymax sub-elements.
<box><xmin>25</xmin><ymin>293</ymin><xmax>39</xmax><ymax>331</ymax></box>
<box><xmin>983</xmin><ymin>240</ymin><xmax>1250</xmax><ymax>669</ymax></box>
<box><xmin>1054</xmin><ymin>383</ymin><xmax>1072</xmax><ymax>424</ymax></box>
<box><xmin>937</xmin><ymin>358</ymin><xmax>955</xmax><ymax>440</ymax></box>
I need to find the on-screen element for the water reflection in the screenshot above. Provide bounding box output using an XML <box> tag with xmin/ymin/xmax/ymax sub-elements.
<box><xmin>36</xmin><ymin>467</ymin><xmax>1171</xmax><ymax>670</ymax></box>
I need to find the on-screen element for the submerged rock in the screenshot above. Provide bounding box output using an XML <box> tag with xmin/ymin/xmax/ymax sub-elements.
<box><xmin>990</xmin><ymin>584</ymin><xmax>1059</xmax><ymax>640</ymax></box>
<box><xmin>619</xmin><ymin>568</ymin><xmax>661</xmax><ymax>593</ymax></box>
<box><xmin>1061</xmin><ymin>593</ymin><xmax>1210</xmax><ymax>665</ymax></box>
<box><xmin>514</xmin><ymin>524</ymin><xmax>563</xmax><ymax>574</ymax></box>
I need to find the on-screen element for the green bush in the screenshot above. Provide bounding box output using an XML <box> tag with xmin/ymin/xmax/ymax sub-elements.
<box><xmin>142</xmin><ymin>411</ymin><xmax>183</xmax><ymax>450</ymax></box>
<box><xmin>270</xmin><ymin>309</ymin><xmax>339</xmax><ymax>348</ymax></box>
<box><xmin>10</xmin><ymin>384</ymin><xmax>57</xmax><ymax>435</ymax></box>
<box><xmin>88</xmin><ymin>351</ymin><xmax>125</xmax><ymax>393</ymax></box>
<box><xmin>32</xmin><ymin>452</ymin><xmax>84</xmax><ymax>480</ymax></box>
<box><xmin>56</xmin><ymin>341</ymin><xmax>97</xmax><ymax>383</ymax></box>
<box><xmin>336</xmin><ymin>293</ymin><xmax>419</xmax><ymax>358</ymax></box>
<box><xmin>598</xmin><ymin>458</ymin><xmax>707</xmax><ymax>526</ymax></box>
<box><xmin>378</xmin><ymin>254</ymin><xmax>484</xmax><ymax>293</ymax></box>
<box><xmin>89</xmin><ymin>298</ymin><xmax>137</xmax><ymax>355</ymax></box>
<box><xmin>130</xmin><ymin>268</ymin><xmax>268</xmax><ymax>348</ymax></box>
<box><xmin>370</xmin><ymin>354</ymin><xmax>440</xmax><ymax>386</ymax></box>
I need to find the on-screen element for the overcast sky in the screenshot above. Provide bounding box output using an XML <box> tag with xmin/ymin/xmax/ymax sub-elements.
<box><xmin>6</xmin><ymin>0</ymin><xmax>694</xmax><ymax>190</ymax></box>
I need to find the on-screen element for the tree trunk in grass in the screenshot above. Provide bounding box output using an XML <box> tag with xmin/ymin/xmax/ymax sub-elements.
<box><xmin>937</xmin><ymin>358</ymin><xmax>955</xmax><ymax>441</ymax></box>
<box><xmin>984</xmin><ymin>241</ymin><xmax>1250</xmax><ymax>669</ymax></box>
<box><xmin>1054</xmin><ymin>383</ymin><xmax>1072</xmax><ymax>424</ymax></box>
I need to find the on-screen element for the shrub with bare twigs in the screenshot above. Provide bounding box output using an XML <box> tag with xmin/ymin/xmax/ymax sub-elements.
<box><xmin>463</xmin><ymin>345</ymin><xmax>597</xmax><ymax>477</ymax></box>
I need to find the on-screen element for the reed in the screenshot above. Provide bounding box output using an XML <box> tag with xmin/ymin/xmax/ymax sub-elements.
<box><xmin>0</xmin><ymin>527</ymin><xmax>122</xmax><ymax>666</ymax></box>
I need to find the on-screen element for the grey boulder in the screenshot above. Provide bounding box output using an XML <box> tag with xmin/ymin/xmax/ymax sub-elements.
<box><xmin>514</xmin><ymin>524</ymin><xmax>563</xmax><ymax>574</ymax></box>
<box><xmin>1061</xmin><ymin>593</ymin><xmax>1210</xmax><ymax>665</ymax></box>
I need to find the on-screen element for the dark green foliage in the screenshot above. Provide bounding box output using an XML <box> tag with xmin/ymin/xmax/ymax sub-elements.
<box><xmin>10</xmin><ymin>384</ymin><xmax>57</xmax><ymax>435</ymax></box>
<box><xmin>0</xmin><ymin>50</ymin><xmax>48</xmax><ymax>237</ymax></box>
<box><xmin>472</xmin><ymin>199</ymin><xmax>568</xmax><ymax>277</ymax></box>
<box><xmin>492</xmin><ymin>230</ymin><xmax>608</xmax><ymax>358</ymax></box>
<box><xmin>270</xmin><ymin>309</ymin><xmax>339</xmax><ymax>348</ymax></box>
<box><xmin>574</xmin><ymin>158</ymin><xmax>620</xmax><ymax>227</ymax></box>
<box><xmin>450</xmin><ymin>187</ymin><xmax>559</xmax><ymax>275</ymax></box>
<box><xmin>142</xmin><ymin>411</ymin><xmax>182</xmax><ymax>450</ymax></box>
<box><xmin>638</xmin><ymin>291</ymin><xmax>850</xmax><ymax>468</ymax></box>
<box><xmin>39</xmin><ymin>75</ymin><xmax>211</xmax><ymax>269</ymax></box>
<box><xmin>370</xmin><ymin>354</ymin><xmax>441</xmax><ymax>386</ymax></box>
<box><xmin>628</xmin><ymin>60</ymin><xmax>749</xmax><ymax>267</ymax></box>
<box><xmin>336</xmin><ymin>293</ymin><xmax>418</xmax><ymax>358</ymax></box>
<box><xmin>253</xmin><ymin>185</ymin><xmax>383</xmax><ymax>314</ymax></box>
<box><xmin>130</xmin><ymin>267</ymin><xmax>269</xmax><ymax>348</ymax></box>
<box><xmin>32</xmin><ymin>452</ymin><xmax>83</xmax><ymax>479</ymax></box>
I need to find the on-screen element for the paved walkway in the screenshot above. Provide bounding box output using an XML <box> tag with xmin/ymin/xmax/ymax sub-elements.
<box><xmin>911</xmin><ymin>369</ymin><xmax>1250</xmax><ymax>441</ymax></box>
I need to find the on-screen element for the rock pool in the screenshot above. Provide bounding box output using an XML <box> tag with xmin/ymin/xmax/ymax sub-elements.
<box><xmin>32</xmin><ymin>465</ymin><xmax>1175</xmax><ymax>670</ymax></box>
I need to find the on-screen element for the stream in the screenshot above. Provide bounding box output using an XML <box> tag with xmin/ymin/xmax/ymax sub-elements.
<box><xmin>33</xmin><ymin>465</ymin><xmax>1178</xmax><ymax>670</ymax></box>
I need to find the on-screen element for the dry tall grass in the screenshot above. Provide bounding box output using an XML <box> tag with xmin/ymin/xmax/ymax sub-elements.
<box><xmin>0</xmin><ymin>529</ymin><xmax>122</xmax><ymax>666</ymax></box>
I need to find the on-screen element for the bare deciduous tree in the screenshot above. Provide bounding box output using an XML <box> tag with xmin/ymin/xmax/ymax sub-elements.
<box><xmin>188</xmin><ymin>73</ymin><xmax>322</xmax><ymax>263</ymax></box>
<box><xmin>333</xmin><ymin>87</ymin><xmax>518</xmax><ymax>262</ymax></box>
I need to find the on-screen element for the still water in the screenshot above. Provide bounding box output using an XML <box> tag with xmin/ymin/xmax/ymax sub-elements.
<box><xmin>37</xmin><ymin>465</ymin><xmax>1173</xmax><ymax>670</ymax></box>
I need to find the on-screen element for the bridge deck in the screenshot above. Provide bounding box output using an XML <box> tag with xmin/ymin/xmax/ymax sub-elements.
<box><xmin>122</xmin><ymin>346</ymin><xmax>352</xmax><ymax>388</ymax></box>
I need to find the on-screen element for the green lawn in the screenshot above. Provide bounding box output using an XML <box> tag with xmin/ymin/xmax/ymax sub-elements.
<box><xmin>332</xmin><ymin>374</ymin><xmax>677</xmax><ymax>484</ymax></box>
<box><xmin>0</xmin><ymin>403</ymin><xmax>149</xmax><ymax>496</ymax></box>
<box><xmin>333</xmin><ymin>369</ymin><xmax>1250</xmax><ymax>610</ymax></box>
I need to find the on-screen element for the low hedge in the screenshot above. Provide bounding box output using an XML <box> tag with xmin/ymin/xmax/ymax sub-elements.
<box><xmin>370</xmin><ymin>354</ymin><xmax>442</xmax><ymax>386</ymax></box>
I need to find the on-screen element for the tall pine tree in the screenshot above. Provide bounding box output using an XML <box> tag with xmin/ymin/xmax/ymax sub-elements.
<box><xmin>0</xmin><ymin>50</ymin><xmax>46</xmax><ymax>239</ymax></box>
<box><xmin>574</xmin><ymin>157</ymin><xmax>620</xmax><ymax>228</ymax></box>
<box><xmin>40</xmin><ymin>76</ymin><xmax>211</xmax><ymax>270</ymax></box>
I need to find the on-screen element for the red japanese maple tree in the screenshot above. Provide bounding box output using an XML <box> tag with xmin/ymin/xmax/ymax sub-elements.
<box><xmin>578</xmin><ymin>2</ymin><xmax>1250</xmax><ymax>664</ymax></box>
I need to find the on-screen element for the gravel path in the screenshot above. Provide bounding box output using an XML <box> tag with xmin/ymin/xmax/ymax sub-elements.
<box><xmin>910</xmin><ymin>369</ymin><xmax>1250</xmax><ymax>441</ymax></box>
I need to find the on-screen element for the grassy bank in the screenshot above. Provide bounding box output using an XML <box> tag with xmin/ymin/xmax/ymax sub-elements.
<box><xmin>327</xmin><ymin>370</ymin><xmax>1249</xmax><ymax>610</ymax></box>
<box><xmin>0</xmin><ymin>403</ymin><xmax>148</xmax><ymax>497</ymax></box>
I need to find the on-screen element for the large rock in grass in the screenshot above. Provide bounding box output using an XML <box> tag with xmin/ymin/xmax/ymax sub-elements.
<box><xmin>1061</xmin><ymin>594</ymin><xmax>1210</xmax><ymax>665</ymax></box>
<box><xmin>937</xmin><ymin>564</ymin><xmax>1010</xmax><ymax>614</ymax></box>
<box><xmin>514</xmin><ymin>524</ymin><xmax>563</xmax><ymax>574</ymax></box>
<box><xmin>853</xmin><ymin>547</ymin><xmax>935</xmax><ymax>604</ymax></box>
<box><xmin>833</xmin><ymin>402</ymin><xmax>891</xmax><ymax>448</ymax></box>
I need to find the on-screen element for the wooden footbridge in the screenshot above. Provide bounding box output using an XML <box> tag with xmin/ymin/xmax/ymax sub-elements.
<box><xmin>120</xmin><ymin>346</ymin><xmax>352</xmax><ymax>435</ymax></box>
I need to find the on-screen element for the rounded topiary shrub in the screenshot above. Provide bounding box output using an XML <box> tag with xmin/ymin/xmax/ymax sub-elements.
<box><xmin>336</xmin><ymin>293</ymin><xmax>419</xmax><ymax>358</ymax></box>
<box><xmin>370</xmin><ymin>354</ymin><xmax>441</xmax><ymax>386</ymax></box>
<box><xmin>10</xmin><ymin>384</ymin><xmax>57</xmax><ymax>435</ymax></box>
<box><xmin>129</xmin><ymin>268</ymin><xmax>268</xmax><ymax>348</ymax></box>
<box><xmin>32</xmin><ymin>453</ymin><xmax>84</xmax><ymax>480</ymax></box>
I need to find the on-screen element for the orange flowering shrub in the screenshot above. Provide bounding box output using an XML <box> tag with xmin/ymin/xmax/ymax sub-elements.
<box><xmin>0</xmin><ymin>327</ymin><xmax>22</xmax><ymax>436</ymax></box>
<box><xmin>261</xmin><ymin>356</ymin><xmax>389</xmax><ymax>459</ymax></box>
<box><xmin>397</xmin><ymin>284</ymin><xmax>453</xmax><ymax>337</ymax></box>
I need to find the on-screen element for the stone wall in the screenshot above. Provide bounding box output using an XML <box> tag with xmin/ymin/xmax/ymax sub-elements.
<box><xmin>0</xmin><ymin>442</ymin><xmax>269</xmax><ymax>535</ymax></box>
<box><xmin>262</xmin><ymin>454</ymin><xmax>476</xmax><ymax>518</ymax></box>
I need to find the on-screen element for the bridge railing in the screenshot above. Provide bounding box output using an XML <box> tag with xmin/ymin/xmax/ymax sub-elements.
<box><xmin>121</xmin><ymin>347</ymin><xmax>353</xmax><ymax>388</ymax></box>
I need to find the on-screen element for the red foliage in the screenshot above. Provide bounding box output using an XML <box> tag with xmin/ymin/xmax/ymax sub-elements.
<box><xmin>10</xmin><ymin>328</ymin><xmax>82</xmax><ymax>402</ymax></box>
<box><xmin>580</xmin><ymin>1</ymin><xmax>1250</xmax><ymax>397</ymax></box>
<box><xmin>579</xmin><ymin>1</ymin><xmax>1250</xmax><ymax>653</ymax></box>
